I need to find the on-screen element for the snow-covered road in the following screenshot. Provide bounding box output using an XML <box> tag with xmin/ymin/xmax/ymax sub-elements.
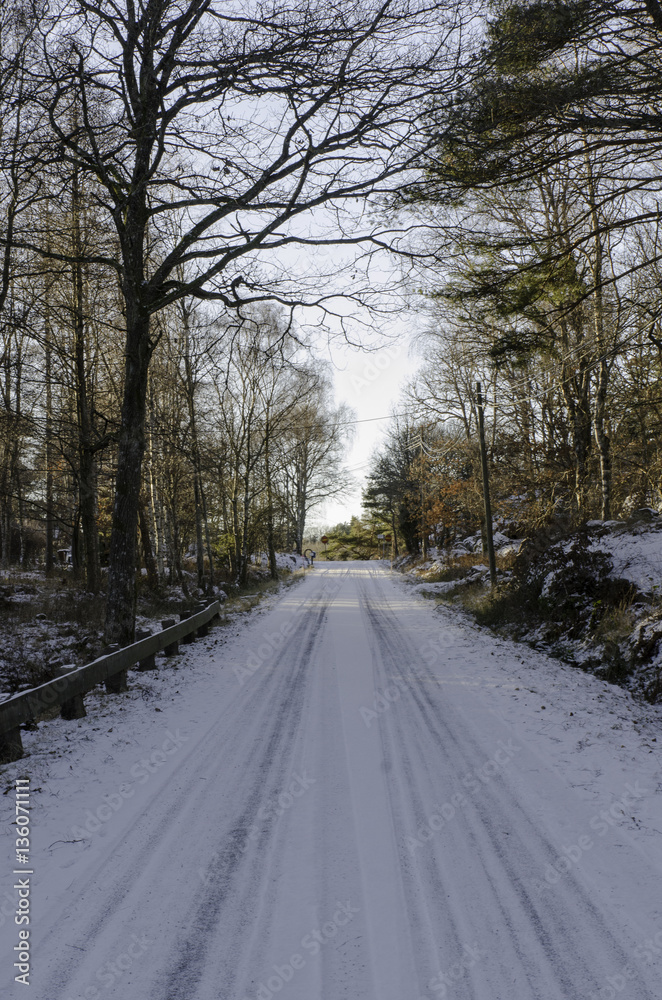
<box><xmin>3</xmin><ymin>562</ymin><xmax>662</xmax><ymax>999</ymax></box>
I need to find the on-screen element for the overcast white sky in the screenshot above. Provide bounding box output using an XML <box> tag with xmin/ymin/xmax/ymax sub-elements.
<box><xmin>276</xmin><ymin>209</ymin><xmax>434</xmax><ymax>532</ymax></box>
<box><xmin>312</xmin><ymin>322</ymin><xmax>422</xmax><ymax>530</ymax></box>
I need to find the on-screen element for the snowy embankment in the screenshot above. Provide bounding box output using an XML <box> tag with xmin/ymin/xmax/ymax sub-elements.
<box><xmin>401</xmin><ymin>513</ymin><xmax>662</xmax><ymax>700</ymax></box>
<box><xmin>398</xmin><ymin>530</ymin><xmax>524</xmax><ymax>595</ymax></box>
<box><xmin>591</xmin><ymin>515</ymin><xmax>662</xmax><ymax>594</ymax></box>
<box><xmin>1</xmin><ymin>562</ymin><xmax>661</xmax><ymax>999</ymax></box>
<box><xmin>404</xmin><ymin>511</ymin><xmax>662</xmax><ymax>595</ymax></box>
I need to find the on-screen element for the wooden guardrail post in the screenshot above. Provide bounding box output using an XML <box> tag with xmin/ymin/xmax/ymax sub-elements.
<box><xmin>0</xmin><ymin>726</ymin><xmax>23</xmax><ymax>763</ymax></box>
<box><xmin>194</xmin><ymin>603</ymin><xmax>209</xmax><ymax>637</ymax></box>
<box><xmin>103</xmin><ymin>644</ymin><xmax>127</xmax><ymax>693</ymax></box>
<box><xmin>180</xmin><ymin>609</ymin><xmax>195</xmax><ymax>643</ymax></box>
<box><xmin>135</xmin><ymin>629</ymin><xmax>156</xmax><ymax>671</ymax></box>
<box><xmin>161</xmin><ymin>619</ymin><xmax>178</xmax><ymax>656</ymax></box>
<box><xmin>57</xmin><ymin>665</ymin><xmax>86</xmax><ymax>719</ymax></box>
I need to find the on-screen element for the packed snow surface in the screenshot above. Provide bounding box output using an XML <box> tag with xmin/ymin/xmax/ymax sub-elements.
<box><xmin>1</xmin><ymin>562</ymin><xmax>661</xmax><ymax>999</ymax></box>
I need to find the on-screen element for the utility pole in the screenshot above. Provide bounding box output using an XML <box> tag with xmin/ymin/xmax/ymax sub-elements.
<box><xmin>476</xmin><ymin>382</ymin><xmax>497</xmax><ymax>588</ymax></box>
<box><xmin>418</xmin><ymin>429</ymin><xmax>427</xmax><ymax>558</ymax></box>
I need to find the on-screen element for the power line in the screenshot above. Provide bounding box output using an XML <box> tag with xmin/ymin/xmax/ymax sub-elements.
<box><xmin>335</xmin><ymin>410</ymin><xmax>417</xmax><ymax>427</ymax></box>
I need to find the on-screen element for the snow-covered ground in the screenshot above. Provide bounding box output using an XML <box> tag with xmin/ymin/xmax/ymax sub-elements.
<box><xmin>592</xmin><ymin>517</ymin><xmax>662</xmax><ymax>595</ymax></box>
<box><xmin>1</xmin><ymin>562</ymin><xmax>661</xmax><ymax>999</ymax></box>
<box><xmin>413</xmin><ymin>513</ymin><xmax>662</xmax><ymax>597</ymax></box>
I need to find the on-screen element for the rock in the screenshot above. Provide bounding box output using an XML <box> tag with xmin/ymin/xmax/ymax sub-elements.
<box><xmin>627</xmin><ymin>508</ymin><xmax>660</xmax><ymax>525</ymax></box>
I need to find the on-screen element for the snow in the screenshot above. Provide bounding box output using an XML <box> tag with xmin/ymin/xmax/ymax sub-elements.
<box><xmin>457</xmin><ymin>530</ymin><xmax>517</xmax><ymax>554</ymax></box>
<box><xmin>596</xmin><ymin>524</ymin><xmax>662</xmax><ymax>594</ymax></box>
<box><xmin>1</xmin><ymin>563</ymin><xmax>661</xmax><ymax>999</ymax></box>
<box><xmin>274</xmin><ymin>552</ymin><xmax>310</xmax><ymax>570</ymax></box>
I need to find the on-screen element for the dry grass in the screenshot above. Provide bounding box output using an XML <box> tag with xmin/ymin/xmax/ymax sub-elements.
<box><xmin>591</xmin><ymin>593</ymin><xmax>637</xmax><ymax>644</ymax></box>
<box><xmin>419</xmin><ymin>552</ymin><xmax>486</xmax><ymax>584</ymax></box>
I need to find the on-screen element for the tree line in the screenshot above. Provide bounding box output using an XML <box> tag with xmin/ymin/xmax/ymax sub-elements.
<box><xmin>0</xmin><ymin>0</ymin><xmax>462</xmax><ymax>641</ymax></box>
<box><xmin>365</xmin><ymin>0</ymin><xmax>662</xmax><ymax>554</ymax></box>
<box><xmin>1</xmin><ymin>251</ymin><xmax>350</xmax><ymax>587</ymax></box>
<box><xmin>5</xmin><ymin>0</ymin><xmax>662</xmax><ymax>624</ymax></box>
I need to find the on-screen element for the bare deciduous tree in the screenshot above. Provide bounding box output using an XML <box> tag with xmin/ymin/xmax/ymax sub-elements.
<box><xmin>9</xmin><ymin>0</ymin><xmax>463</xmax><ymax>641</ymax></box>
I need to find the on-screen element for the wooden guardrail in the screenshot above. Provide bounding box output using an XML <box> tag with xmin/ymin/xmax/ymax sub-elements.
<box><xmin>0</xmin><ymin>600</ymin><xmax>221</xmax><ymax>764</ymax></box>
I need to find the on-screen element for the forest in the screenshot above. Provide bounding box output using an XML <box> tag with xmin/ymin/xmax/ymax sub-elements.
<box><xmin>364</xmin><ymin>0</ymin><xmax>662</xmax><ymax>558</ymax></box>
<box><xmin>3</xmin><ymin>0</ymin><xmax>662</xmax><ymax>649</ymax></box>
<box><xmin>0</xmin><ymin>0</ymin><xmax>455</xmax><ymax>645</ymax></box>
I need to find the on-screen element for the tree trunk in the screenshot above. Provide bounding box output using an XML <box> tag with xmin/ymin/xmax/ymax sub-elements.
<box><xmin>560</xmin><ymin>349</ymin><xmax>592</xmax><ymax>518</ymax></box>
<box><xmin>294</xmin><ymin>456</ymin><xmax>307</xmax><ymax>554</ymax></box>
<box><xmin>264</xmin><ymin>429</ymin><xmax>278</xmax><ymax>580</ymax></box>
<box><xmin>73</xmin><ymin>168</ymin><xmax>100</xmax><ymax>593</ymax></box>
<box><xmin>0</xmin><ymin>506</ymin><xmax>9</xmax><ymax>568</ymax></box>
<box><xmin>17</xmin><ymin>468</ymin><xmax>26</xmax><ymax>568</ymax></box>
<box><xmin>240</xmin><ymin>460</ymin><xmax>251</xmax><ymax>587</ymax></box>
<box><xmin>147</xmin><ymin>388</ymin><xmax>165</xmax><ymax>581</ymax></box>
<box><xmin>200</xmin><ymin>478</ymin><xmax>215</xmax><ymax>592</ymax></box>
<box><xmin>583</xmin><ymin>138</ymin><xmax>612</xmax><ymax>520</ymax></box>
<box><xmin>1</xmin><ymin>432</ymin><xmax>19</xmax><ymax>570</ymax></box>
<box><xmin>193</xmin><ymin>469</ymin><xmax>205</xmax><ymax>587</ymax></box>
<box><xmin>594</xmin><ymin>361</ymin><xmax>612</xmax><ymax>520</ymax></box>
<box><xmin>231</xmin><ymin>478</ymin><xmax>241</xmax><ymax>581</ymax></box>
<box><xmin>166</xmin><ymin>501</ymin><xmax>183</xmax><ymax>586</ymax></box>
<box><xmin>104</xmin><ymin>305</ymin><xmax>151</xmax><ymax>645</ymax></box>
<box><xmin>71</xmin><ymin>506</ymin><xmax>81</xmax><ymax>575</ymax></box>
<box><xmin>181</xmin><ymin>315</ymin><xmax>207</xmax><ymax>589</ymax></box>
<box><xmin>219</xmin><ymin>472</ymin><xmax>232</xmax><ymax>575</ymax></box>
<box><xmin>138</xmin><ymin>493</ymin><xmax>159</xmax><ymax>590</ymax></box>
<box><xmin>45</xmin><ymin>306</ymin><xmax>54</xmax><ymax>573</ymax></box>
<box><xmin>284</xmin><ymin>471</ymin><xmax>292</xmax><ymax>550</ymax></box>
<box><xmin>104</xmin><ymin>90</ymin><xmax>154</xmax><ymax>641</ymax></box>
<box><xmin>391</xmin><ymin>510</ymin><xmax>399</xmax><ymax>558</ymax></box>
